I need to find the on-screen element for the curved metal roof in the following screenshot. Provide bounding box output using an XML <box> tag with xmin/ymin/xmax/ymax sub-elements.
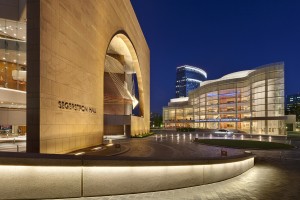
<box><xmin>177</xmin><ymin>65</ymin><xmax>207</xmax><ymax>78</ymax></box>
<box><xmin>201</xmin><ymin>70</ymin><xmax>254</xmax><ymax>86</ymax></box>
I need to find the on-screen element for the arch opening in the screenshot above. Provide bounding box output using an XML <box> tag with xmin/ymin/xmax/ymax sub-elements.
<box><xmin>103</xmin><ymin>33</ymin><xmax>144</xmax><ymax>138</ymax></box>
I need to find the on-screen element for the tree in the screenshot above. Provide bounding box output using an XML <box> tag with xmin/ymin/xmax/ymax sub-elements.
<box><xmin>150</xmin><ymin>113</ymin><xmax>163</xmax><ymax>128</ymax></box>
<box><xmin>153</xmin><ymin>115</ymin><xmax>163</xmax><ymax>127</ymax></box>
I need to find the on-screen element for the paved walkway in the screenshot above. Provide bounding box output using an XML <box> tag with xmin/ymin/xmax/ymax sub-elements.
<box><xmin>51</xmin><ymin>133</ymin><xmax>300</xmax><ymax>200</ymax></box>
<box><xmin>67</xmin><ymin>133</ymin><xmax>246</xmax><ymax>159</ymax></box>
<box><xmin>115</xmin><ymin>134</ymin><xmax>245</xmax><ymax>159</ymax></box>
<box><xmin>2</xmin><ymin>132</ymin><xmax>300</xmax><ymax>199</ymax></box>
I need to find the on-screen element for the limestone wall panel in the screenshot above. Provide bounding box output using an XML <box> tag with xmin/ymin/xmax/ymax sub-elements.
<box><xmin>27</xmin><ymin>0</ymin><xmax>150</xmax><ymax>153</ymax></box>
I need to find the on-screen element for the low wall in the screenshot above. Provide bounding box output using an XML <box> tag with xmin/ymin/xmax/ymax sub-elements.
<box><xmin>0</xmin><ymin>153</ymin><xmax>254</xmax><ymax>199</ymax></box>
<box><xmin>131</xmin><ymin>116</ymin><xmax>149</xmax><ymax>136</ymax></box>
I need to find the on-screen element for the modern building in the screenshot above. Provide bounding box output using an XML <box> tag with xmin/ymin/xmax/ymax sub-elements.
<box><xmin>0</xmin><ymin>0</ymin><xmax>150</xmax><ymax>154</ymax></box>
<box><xmin>164</xmin><ymin>62</ymin><xmax>286</xmax><ymax>135</ymax></box>
<box><xmin>286</xmin><ymin>93</ymin><xmax>300</xmax><ymax>118</ymax></box>
<box><xmin>175</xmin><ymin>65</ymin><xmax>207</xmax><ymax>98</ymax></box>
<box><xmin>0</xmin><ymin>1</ymin><xmax>26</xmax><ymax>136</ymax></box>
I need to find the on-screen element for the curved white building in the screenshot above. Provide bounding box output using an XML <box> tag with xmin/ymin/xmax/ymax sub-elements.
<box><xmin>164</xmin><ymin>62</ymin><xmax>286</xmax><ymax>135</ymax></box>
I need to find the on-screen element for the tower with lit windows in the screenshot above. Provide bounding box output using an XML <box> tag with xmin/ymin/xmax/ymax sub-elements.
<box><xmin>286</xmin><ymin>93</ymin><xmax>300</xmax><ymax>121</ymax></box>
<box><xmin>175</xmin><ymin>65</ymin><xmax>207</xmax><ymax>98</ymax></box>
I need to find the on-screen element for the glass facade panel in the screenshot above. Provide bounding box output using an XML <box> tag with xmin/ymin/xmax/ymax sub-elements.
<box><xmin>199</xmin><ymin>123</ymin><xmax>205</xmax><ymax>129</ymax></box>
<box><xmin>175</xmin><ymin>109</ymin><xmax>183</xmax><ymax>120</ymax></box>
<box><xmin>252</xmin><ymin>120</ymin><xmax>266</xmax><ymax>134</ymax></box>
<box><xmin>0</xmin><ymin>18</ymin><xmax>27</xmax><ymax>136</ymax></box>
<box><xmin>237</xmin><ymin>122</ymin><xmax>250</xmax><ymax>133</ymax></box>
<box><xmin>175</xmin><ymin>65</ymin><xmax>207</xmax><ymax>98</ymax></box>
<box><xmin>0</xmin><ymin>19</ymin><xmax>26</xmax><ymax>91</ymax></box>
<box><xmin>184</xmin><ymin>107</ymin><xmax>193</xmax><ymax>120</ymax></box>
<box><xmin>268</xmin><ymin>120</ymin><xmax>285</xmax><ymax>135</ymax></box>
<box><xmin>207</xmin><ymin>122</ymin><xmax>218</xmax><ymax>129</ymax></box>
<box><xmin>220</xmin><ymin>122</ymin><xmax>236</xmax><ymax>129</ymax></box>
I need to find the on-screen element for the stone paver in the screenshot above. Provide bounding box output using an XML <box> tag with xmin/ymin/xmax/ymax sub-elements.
<box><xmin>13</xmin><ymin>131</ymin><xmax>298</xmax><ymax>199</ymax></box>
<box><xmin>116</xmin><ymin>134</ymin><xmax>245</xmax><ymax>159</ymax></box>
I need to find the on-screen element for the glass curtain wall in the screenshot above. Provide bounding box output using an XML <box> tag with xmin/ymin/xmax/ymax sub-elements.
<box><xmin>0</xmin><ymin>19</ymin><xmax>27</xmax><ymax>136</ymax></box>
<box><xmin>0</xmin><ymin>19</ymin><xmax>26</xmax><ymax>91</ymax></box>
<box><xmin>163</xmin><ymin>64</ymin><xmax>285</xmax><ymax>135</ymax></box>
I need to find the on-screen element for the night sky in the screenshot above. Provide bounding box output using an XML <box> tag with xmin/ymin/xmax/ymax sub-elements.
<box><xmin>131</xmin><ymin>0</ymin><xmax>300</xmax><ymax>114</ymax></box>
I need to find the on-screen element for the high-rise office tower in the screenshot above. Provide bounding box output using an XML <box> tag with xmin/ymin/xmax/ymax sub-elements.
<box><xmin>175</xmin><ymin>65</ymin><xmax>207</xmax><ymax>98</ymax></box>
<box><xmin>286</xmin><ymin>93</ymin><xmax>300</xmax><ymax>121</ymax></box>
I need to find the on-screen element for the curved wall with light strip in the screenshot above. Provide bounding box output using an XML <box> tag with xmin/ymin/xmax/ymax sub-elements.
<box><xmin>0</xmin><ymin>153</ymin><xmax>254</xmax><ymax>200</ymax></box>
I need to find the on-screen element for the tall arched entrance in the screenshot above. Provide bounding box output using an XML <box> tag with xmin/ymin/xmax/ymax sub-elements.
<box><xmin>103</xmin><ymin>33</ymin><xmax>144</xmax><ymax>138</ymax></box>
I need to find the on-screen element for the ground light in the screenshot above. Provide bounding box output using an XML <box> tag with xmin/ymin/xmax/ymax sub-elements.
<box><xmin>75</xmin><ymin>152</ymin><xmax>85</xmax><ymax>156</ymax></box>
<box><xmin>92</xmin><ymin>147</ymin><xmax>103</xmax><ymax>151</ymax></box>
<box><xmin>106</xmin><ymin>139</ymin><xmax>114</xmax><ymax>147</ymax></box>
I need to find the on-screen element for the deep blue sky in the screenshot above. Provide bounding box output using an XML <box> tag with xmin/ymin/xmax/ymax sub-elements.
<box><xmin>131</xmin><ymin>0</ymin><xmax>300</xmax><ymax>114</ymax></box>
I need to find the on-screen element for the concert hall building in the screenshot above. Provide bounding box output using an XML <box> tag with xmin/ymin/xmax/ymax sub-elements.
<box><xmin>163</xmin><ymin>63</ymin><xmax>286</xmax><ymax>135</ymax></box>
<box><xmin>0</xmin><ymin>0</ymin><xmax>150</xmax><ymax>153</ymax></box>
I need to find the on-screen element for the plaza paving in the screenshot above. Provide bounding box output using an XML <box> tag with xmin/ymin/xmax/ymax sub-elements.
<box><xmin>1</xmin><ymin>132</ymin><xmax>300</xmax><ymax>199</ymax></box>
<box><xmin>51</xmin><ymin>132</ymin><xmax>300</xmax><ymax>200</ymax></box>
<box><xmin>115</xmin><ymin>134</ymin><xmax>245</xmax><ymax>159</ymax></box>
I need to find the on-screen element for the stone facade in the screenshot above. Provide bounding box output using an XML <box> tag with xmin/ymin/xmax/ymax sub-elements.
<box><xmin>27</xmin><ymin>0</ymin><xmax>150</xmax><ymax>153</ymax></box>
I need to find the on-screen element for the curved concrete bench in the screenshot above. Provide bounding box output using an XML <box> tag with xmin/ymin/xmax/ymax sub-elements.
<box><xmin>0</xmin><ymin>153</ymin><xmax>254</xmax><ymax>199</ymax></box>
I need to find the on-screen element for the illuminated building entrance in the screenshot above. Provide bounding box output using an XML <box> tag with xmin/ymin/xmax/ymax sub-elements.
<box><xmin>104</xmin><ymin>33</ymin><xmax>143</xmax><ymax>137</ymax></box>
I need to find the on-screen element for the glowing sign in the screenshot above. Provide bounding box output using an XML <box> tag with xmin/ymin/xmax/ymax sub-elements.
<box><xmin>58</xmin><ymin>101</ymin><xmax>96</xmax><ymax>114</ymax></box>
<box><xmin>195</xmin><ymin>118</ymin><xmax>240</xmax><ymax>122</ymax></box>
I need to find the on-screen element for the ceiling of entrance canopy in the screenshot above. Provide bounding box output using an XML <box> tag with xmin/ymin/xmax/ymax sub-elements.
<box><xmin>106</xmin><ymin>34</ymin><xmax>136</xmax><ymax>74</ymax></box>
